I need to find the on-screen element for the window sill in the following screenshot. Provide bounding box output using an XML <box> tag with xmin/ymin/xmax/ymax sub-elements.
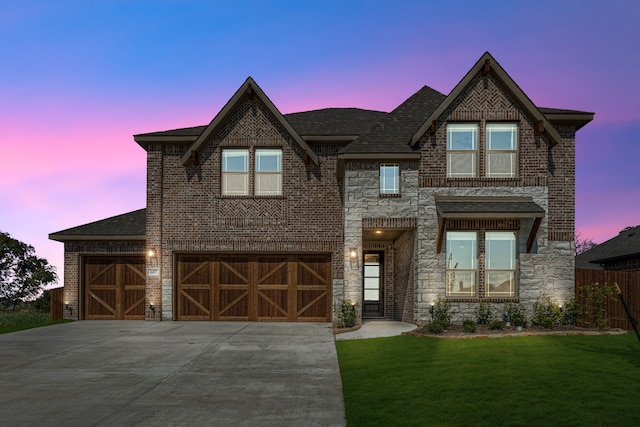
<box><xmin>446</xmin><ymin>297</ymin><xmax>519</xmax><ymax>303</ymax></box>
<box><xmin>379</xmin><ymin>193</ymin><xmax>401</xmax><ymax>198</ymax></box>
<box><xmin>220</xmin><ymin>194</ymin><xmax>285</xmax><ymax>199</ymax></box>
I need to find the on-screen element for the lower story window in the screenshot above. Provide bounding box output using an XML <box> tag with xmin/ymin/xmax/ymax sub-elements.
<box><xmin>445</xmin><ymin>230</ymin><xmax>517</xmax><ymax>298</ymax></box>
<box><xmin>446</xmin><ymin>231</ymin><xmax>477</xmax><ymax>297</ymax></box>
<box><xmin>485</xmin><ymin>231</ymin><xmax>516</xmax><ymax>297</ymax></box>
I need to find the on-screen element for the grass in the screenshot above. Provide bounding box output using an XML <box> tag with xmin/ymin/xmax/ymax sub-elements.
<box><xmin>336</xmin><ymin>333</ymin><xmax>640</xmax><ymax>427</ymax></box>
<box><xmin>0</xmin><ymin>311</ymin><xmax>72</xmax><ymax>334</ymax></box>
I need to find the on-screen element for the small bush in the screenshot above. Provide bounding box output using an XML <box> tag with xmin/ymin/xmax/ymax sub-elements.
<box><xmin>503</xmin><ymin>301</ymin><xmax>527</xmax><ymax>328</ymax></box>
<box><xmin>532</xmin><ymin>296</ymin><xmax>561</xmax><ymax>329</ymax></box>
<box><xmin>561</xmin><ymin>297</ymin><xmax>580</xmax><ymax>326</ymax></box>
<box><xmin>476</xmin><ymin>301</ymin><xmax>493</xmax><ymax>325</ymax></box>
<box><xmin>334</xmin><ymin>300</ymin><xmax>358</xmax><ymax>328</ymax></box>
<box><xmin>489</xmin><ymin>319</ymin><xmax>505</xmax><ymax>330</ymax></box>
<box><xmin>463</xmin><ymin>319</ymin><xmax>477</xmax><ymax>333</ymax></box>
<box><xmin>577</xmin><ymin>282</ymin><xmax>616</xmax><ymax>329</ymax></box>
<box><xmin>430</xmin><ymin>296</ymin><xmax>453</xmax><ymax>326</ymax></box>
<box><xmin>428</xmin><ymin>319</ymin><xmax>448</xmax><ymax>334</ymax></box>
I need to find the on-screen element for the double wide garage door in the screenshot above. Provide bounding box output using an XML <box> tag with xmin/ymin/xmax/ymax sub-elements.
<box><xmin>176</xmin><ymin>254</ymin><xmax>331</xmax><ymax>322</ymax></box>
<box><xmin>84</xmin><ymin>256</ymin><xmax>146</xmax><ymax>320</ymax></box>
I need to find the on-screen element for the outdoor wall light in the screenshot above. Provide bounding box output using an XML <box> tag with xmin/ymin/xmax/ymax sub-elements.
<box><xmin>349</xmin><ymin>247</ymin><xmax>359</xmax><ymax>268</ymax></box>
<box><xmin>147</xmin><ymin>249</ymin><xmax>156</xmax><ymax>258</ymax></box>
<box><xmin>150</xmin><ymin>304</ymin><xmax>155</xmax><ymax>313</ymax></box>
<box><xmin>65</xmin><ymin>303</ymin><xmax>73</xmax><ymax>316</ymax></box>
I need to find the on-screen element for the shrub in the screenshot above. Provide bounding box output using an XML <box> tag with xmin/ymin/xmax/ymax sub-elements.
<box><xmin>430</xmin><ymin>296</ymin><xmax>452</xmax><ymax>326</ymax></box>
<box><xmin>476</xmin><ymin>301</ymin><xmax>493</xmax><ymax>325</ymax></box>
<box><xmin>463</xmin><ymin>319</ymin><xmax>477</xmax><ymax>333</ymax></box>
<box><xmin>489</xmin><ymin>319</ymin><xmax>505</xmax><ymax>330</ymax></box>
<box><xmin>560</xmin><ymin>297</ymin><xmax>580</xmax><ymax>326</ymax></box>
<box><xmin>428</xmin><ymin>319</ymin><xmax>448</xmax><ymax>334</ymax></box>
<box><xmin>532</xmin><ymin>296</ymin><xmax>561</xmax><ymax>329</ymax></box>
<box><xmin>503</xmin><ymin>301</ymin><xmax>527</xmax><ymax>328</ymax></box>
<box><xmin>334</xmin><ymin>300</ymin><xmax>358</xmax><ymax>328</ymax></box>
<box><xmin>576</xmin><ymin>282</ymin><xmax>616</xmax><ymax>329</ymax></box>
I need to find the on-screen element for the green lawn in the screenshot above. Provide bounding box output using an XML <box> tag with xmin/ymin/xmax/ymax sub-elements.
<box><xmin>336</xmin><ymin>333</ymin><xmax>640</xmax><ymax>427</ymax></box>
<box><xmin>0</xmin><ymin>312</ymin><xmax>71</xmax><ymax>334</ymax></box>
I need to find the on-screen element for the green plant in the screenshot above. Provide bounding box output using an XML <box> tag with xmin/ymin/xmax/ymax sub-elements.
<box><xmin>475</xmin><ymin>301</ymin><xmax>493</xmax><ymax>325</ymax></box>
<box><xmin>577</xmin><ymin>282</ymin><xmax>616</xmax><ymax>329</ymax></box>
<box><xmin>489</xmin><ymin>319</ymin><xmax>505</xmax><ymax>330</ymax></box>
<box><xmin>462</xmin><ymin>319</ymin><xmax>476</xmax><ymax>333</ymax></box>
<box><xmin>430</xmin><ymin>295</ymin><xmax>453</xmax><ymax>326</ymax></box>
<box><xmin>560</xmin><ymin>297</ymin><xmax>580</xmax><ymax>326</ymax></box>
<box><xmin>428</xmin><ymin>319</ymin><xmax>448</xmax><ymax>334</ymax></box>
<box><xmin>503</xmin><ymin>301</ymin><xmax>527</xmax><ymax>328</ymax></box>
<box><xmin>532</xmin><ymin>295</ymin><xmax>561</xmax><ymax>329</ymax></box>
<box><xmin>334</xmin><ymin>300</ymin><xmax>358</xmax><ymax>328</ymax></box>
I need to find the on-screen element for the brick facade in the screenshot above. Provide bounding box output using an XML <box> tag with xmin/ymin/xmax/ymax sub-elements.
<box><xmin>52</xmin><ymin>53</ymin><xmax>591</xmax><ymax>325</ymax></box>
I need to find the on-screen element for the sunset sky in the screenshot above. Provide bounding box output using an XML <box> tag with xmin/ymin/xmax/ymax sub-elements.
<box><xmin>1</xmin><ymin>0</ymin><xmax>639</xmax><ymax>286</ymax></box>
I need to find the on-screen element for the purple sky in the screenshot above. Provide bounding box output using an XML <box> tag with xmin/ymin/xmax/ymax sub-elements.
<box><xmin>1</xmin><ymin>0</ymin><xmax>639</xmax><ymax>287</ymax></box>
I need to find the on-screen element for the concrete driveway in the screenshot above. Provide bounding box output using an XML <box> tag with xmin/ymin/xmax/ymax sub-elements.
<box><xmin>0</xmin><ymin>321</ymin><xmax>345</xmax><ymax>426</ymax></box>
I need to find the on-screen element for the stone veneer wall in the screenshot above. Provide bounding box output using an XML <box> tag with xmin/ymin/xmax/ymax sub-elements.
<box><xmin>62</xmin><ymin>240</ymin><xmax>146</xmax><ymax>320</ymax></box>
<box><xmin>343</xmin><ymin>161</ymin><xmax>419</xmax><ymax>321</ymax></box>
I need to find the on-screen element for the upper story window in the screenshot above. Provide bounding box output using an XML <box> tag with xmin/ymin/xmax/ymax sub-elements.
<box><xmin>379</xmin><ymin>163</ymin><xmax>399</xmax><ymax>195</ymax></box>
<box><xmin>485</xmin><ymin>231</ymin><xmax>517</xmax><ymax>297</ymax></box>
<box><xmin>447</xmin><ymin>124</ymin><xmax>478</xmax><ymax>178</ymax></box>
<box><xmin>486</xmin><ymin>123</ymin><xmax>518</xmax><ymax>177</ymax></box>
<box><xmin>255</xmin><ymin>149</ymin><xmax>282</xmax><ymax>196</ymax></box>
<box><xmin>222</xmin><ymin>149</ymin><xmax>249</xmax><ymax>196</ymax></box>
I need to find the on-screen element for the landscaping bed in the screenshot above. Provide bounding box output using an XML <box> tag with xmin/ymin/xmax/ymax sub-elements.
<box><xmin>407</xmin><ymin>323</ymin><xmax>627</xmax><ymax>338</ymax></box>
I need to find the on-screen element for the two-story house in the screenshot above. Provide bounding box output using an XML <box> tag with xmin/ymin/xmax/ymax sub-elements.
<box><xmin>50</xmin><ymin>52</ymin><xmax>593</xmax><ymax>324</ymax></box>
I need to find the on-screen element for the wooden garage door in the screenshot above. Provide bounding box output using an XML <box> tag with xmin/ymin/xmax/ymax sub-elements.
<box><xmin>84</xmin><ymin>256</ymin><xmax>146</xmax><ymax>320</ymax></box>
<box><xmin>176</xmin><ymin>254</ymin><xmax>331</xmax><ymax>321</ymax></box>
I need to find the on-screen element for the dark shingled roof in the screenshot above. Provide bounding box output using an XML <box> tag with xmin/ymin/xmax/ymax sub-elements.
<box><xmin>436</xmin><ymin>199</ymin><xmax>545</xmax><ymax>217</ymax></box>
<box><xmin>49</xmin><ymin>209</ymin><xmax>146</xmax><ymax>241</ymax></box>
<box><xmin>539</xmin><ymin>107</ymin><xmax>594</xmax><ymax>115</ymax></box>
<box><xmin>134</xmin><ymin>109</ymin><xmax>387</xmax><ymax>139</ymax></box>
<box><xmin>575</xmin><ymin>225</ymin><xmax>640</xmax><ymax>269</ymax></box>
<box><xmin>340</xmin><ymin>86</ymin><xmax>447</xmax><ymax>154</ymax></box>
<box><xmin>284</xmin><ymin>108</ymin><xmax>388</xmax><ymax>136</ymax></box>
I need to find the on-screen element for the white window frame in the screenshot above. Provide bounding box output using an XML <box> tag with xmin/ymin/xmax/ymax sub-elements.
<box><xmin>485</xmin><ymin>231</ymin><xmax>517</xmax><ymax>298</ymax></box>
<box><xmin>447</xmin><ymin>123</ymin><xmax>478</xmax><ymax>178</ymax></box>
<box><xmin>379</xmin><ymin>163</ymin><xmax>400</xmax><ymax>195</ymax></box>
<box><xmin>445</xmin><ymin>231</ymin><xmax>478</xmax><ymax>297</ymax></box>
<box><xmin>255</xmin><ymin>148</ymin><xmax>282</xmax><ymax>196</ymax></box>
<box><xmin>486</xmin><ymin>123</ymin><xmax>518</xmax><ymax>178</ymax></box>
<box><xmin>222</xmin><ymin>149</ymin><xmax>249</xmax><ymax>196</ymax></box>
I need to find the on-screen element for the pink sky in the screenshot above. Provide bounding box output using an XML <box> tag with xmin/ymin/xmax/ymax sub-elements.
<box><xmin>1</xmin><ymin>1</ymin><xmax>639</xmax><ymax>287</ymax></box>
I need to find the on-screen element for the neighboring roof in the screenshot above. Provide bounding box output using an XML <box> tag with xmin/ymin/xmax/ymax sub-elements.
<box><xmin>49</xmin><ymin>209</ymin><xmax>146</xmax><ymax>242</ymax></box>
<box><xmin>410</xmin><ymin>52</ymin><xmax>566</xmax><ymax>147</ymax></box>
<box><xmin>576</xmin><ymin>225</ymin><xmax>640</xmax><ymax>268</ymax></box>
<box><xmin>339</xmin><ymin>86</ymin><xmax>446</xmax><ymax>157</ymax></box>
<box><xmin>435</xmin><ymin>197</ymin><xmax>545</xmax><ymax>218</ymax></box>
<box><xmin>178</xmin><ymin>77</ymin><xmax>319</xmax><ymax>166</ymax></box>
<box><xmin>284</xmin><ymin>108</ymin><xmax>388</xmax><ymax>137</ymax></box>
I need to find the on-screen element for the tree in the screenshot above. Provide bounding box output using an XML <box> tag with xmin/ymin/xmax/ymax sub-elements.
<box><xmin>0</xmin><ymin>232</ymin><xmax>57</xmax><ymax>311</ymax></box>
<box><xmin>575</xmin><ymin>230</ymin><xmax>597</xmax><ymax>255</ymax></box>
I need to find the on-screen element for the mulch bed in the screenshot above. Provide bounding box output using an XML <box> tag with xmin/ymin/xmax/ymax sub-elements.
<box><xmin>405</xmin><ymin>324</ymin><xmax>627</xmax><ymax>339</ymax></box>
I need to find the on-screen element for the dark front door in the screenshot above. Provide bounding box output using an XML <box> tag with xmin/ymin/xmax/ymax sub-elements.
<box><xmin>362</xmin><ymin>252</ymin><xmax>384</xmax><ymax>318</ymax></box>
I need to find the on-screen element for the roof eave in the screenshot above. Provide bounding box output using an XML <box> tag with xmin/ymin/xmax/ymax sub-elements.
<box><xmin>179</xmin><ymin>77</ymin><xmax>319</xmax><ymax>166</ymax></box>
<box><xmin>338</xmin><ymin>153</ymin><xmax>421</xmax><ymax>160</ymax></box>
<box><xmin>544</xmin><ymin>112</ymin><xmax>595</xmax><ymax>131</ymax></box>
<box><xmin>410</xmin><ymin>52</ymin><xmax>562</xmax><ymax>147</ymax></box>
<box><xmin>48</xmin><ymin>234</ymin><xmax>146</xmax><ymax>242</ymax></box>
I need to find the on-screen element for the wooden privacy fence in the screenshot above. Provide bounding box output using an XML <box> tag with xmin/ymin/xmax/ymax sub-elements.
<box><xmin>50</xmin><ymin>287</ymin><xmax>64</xmax><ymax>321</ymax></box>
<box><xmin>575</xmin><ymin>269</ymin><xmax>640</xmax><ymax>330</ymax></box>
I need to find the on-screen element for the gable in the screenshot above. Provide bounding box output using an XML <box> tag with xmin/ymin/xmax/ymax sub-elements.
<box><xmin>179</xmin><ymin>77</ymin><xmax>318</xmax><ymax>166</ymax></box>
<box><xmin>410</xmin><ymin>52</ymin><xmax>562</xmax><ymax>147</ymax></box>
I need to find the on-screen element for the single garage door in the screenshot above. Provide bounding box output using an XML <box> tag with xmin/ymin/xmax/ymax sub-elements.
<box><xmin>84</xmin><ymin>256</ymin><xmax>146</xmax><ymax>320</ymax></box>
<box><xmin>176</xmin><ymin>254</ymin><xmax>331</xmax><ymax>321</ymax></box>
